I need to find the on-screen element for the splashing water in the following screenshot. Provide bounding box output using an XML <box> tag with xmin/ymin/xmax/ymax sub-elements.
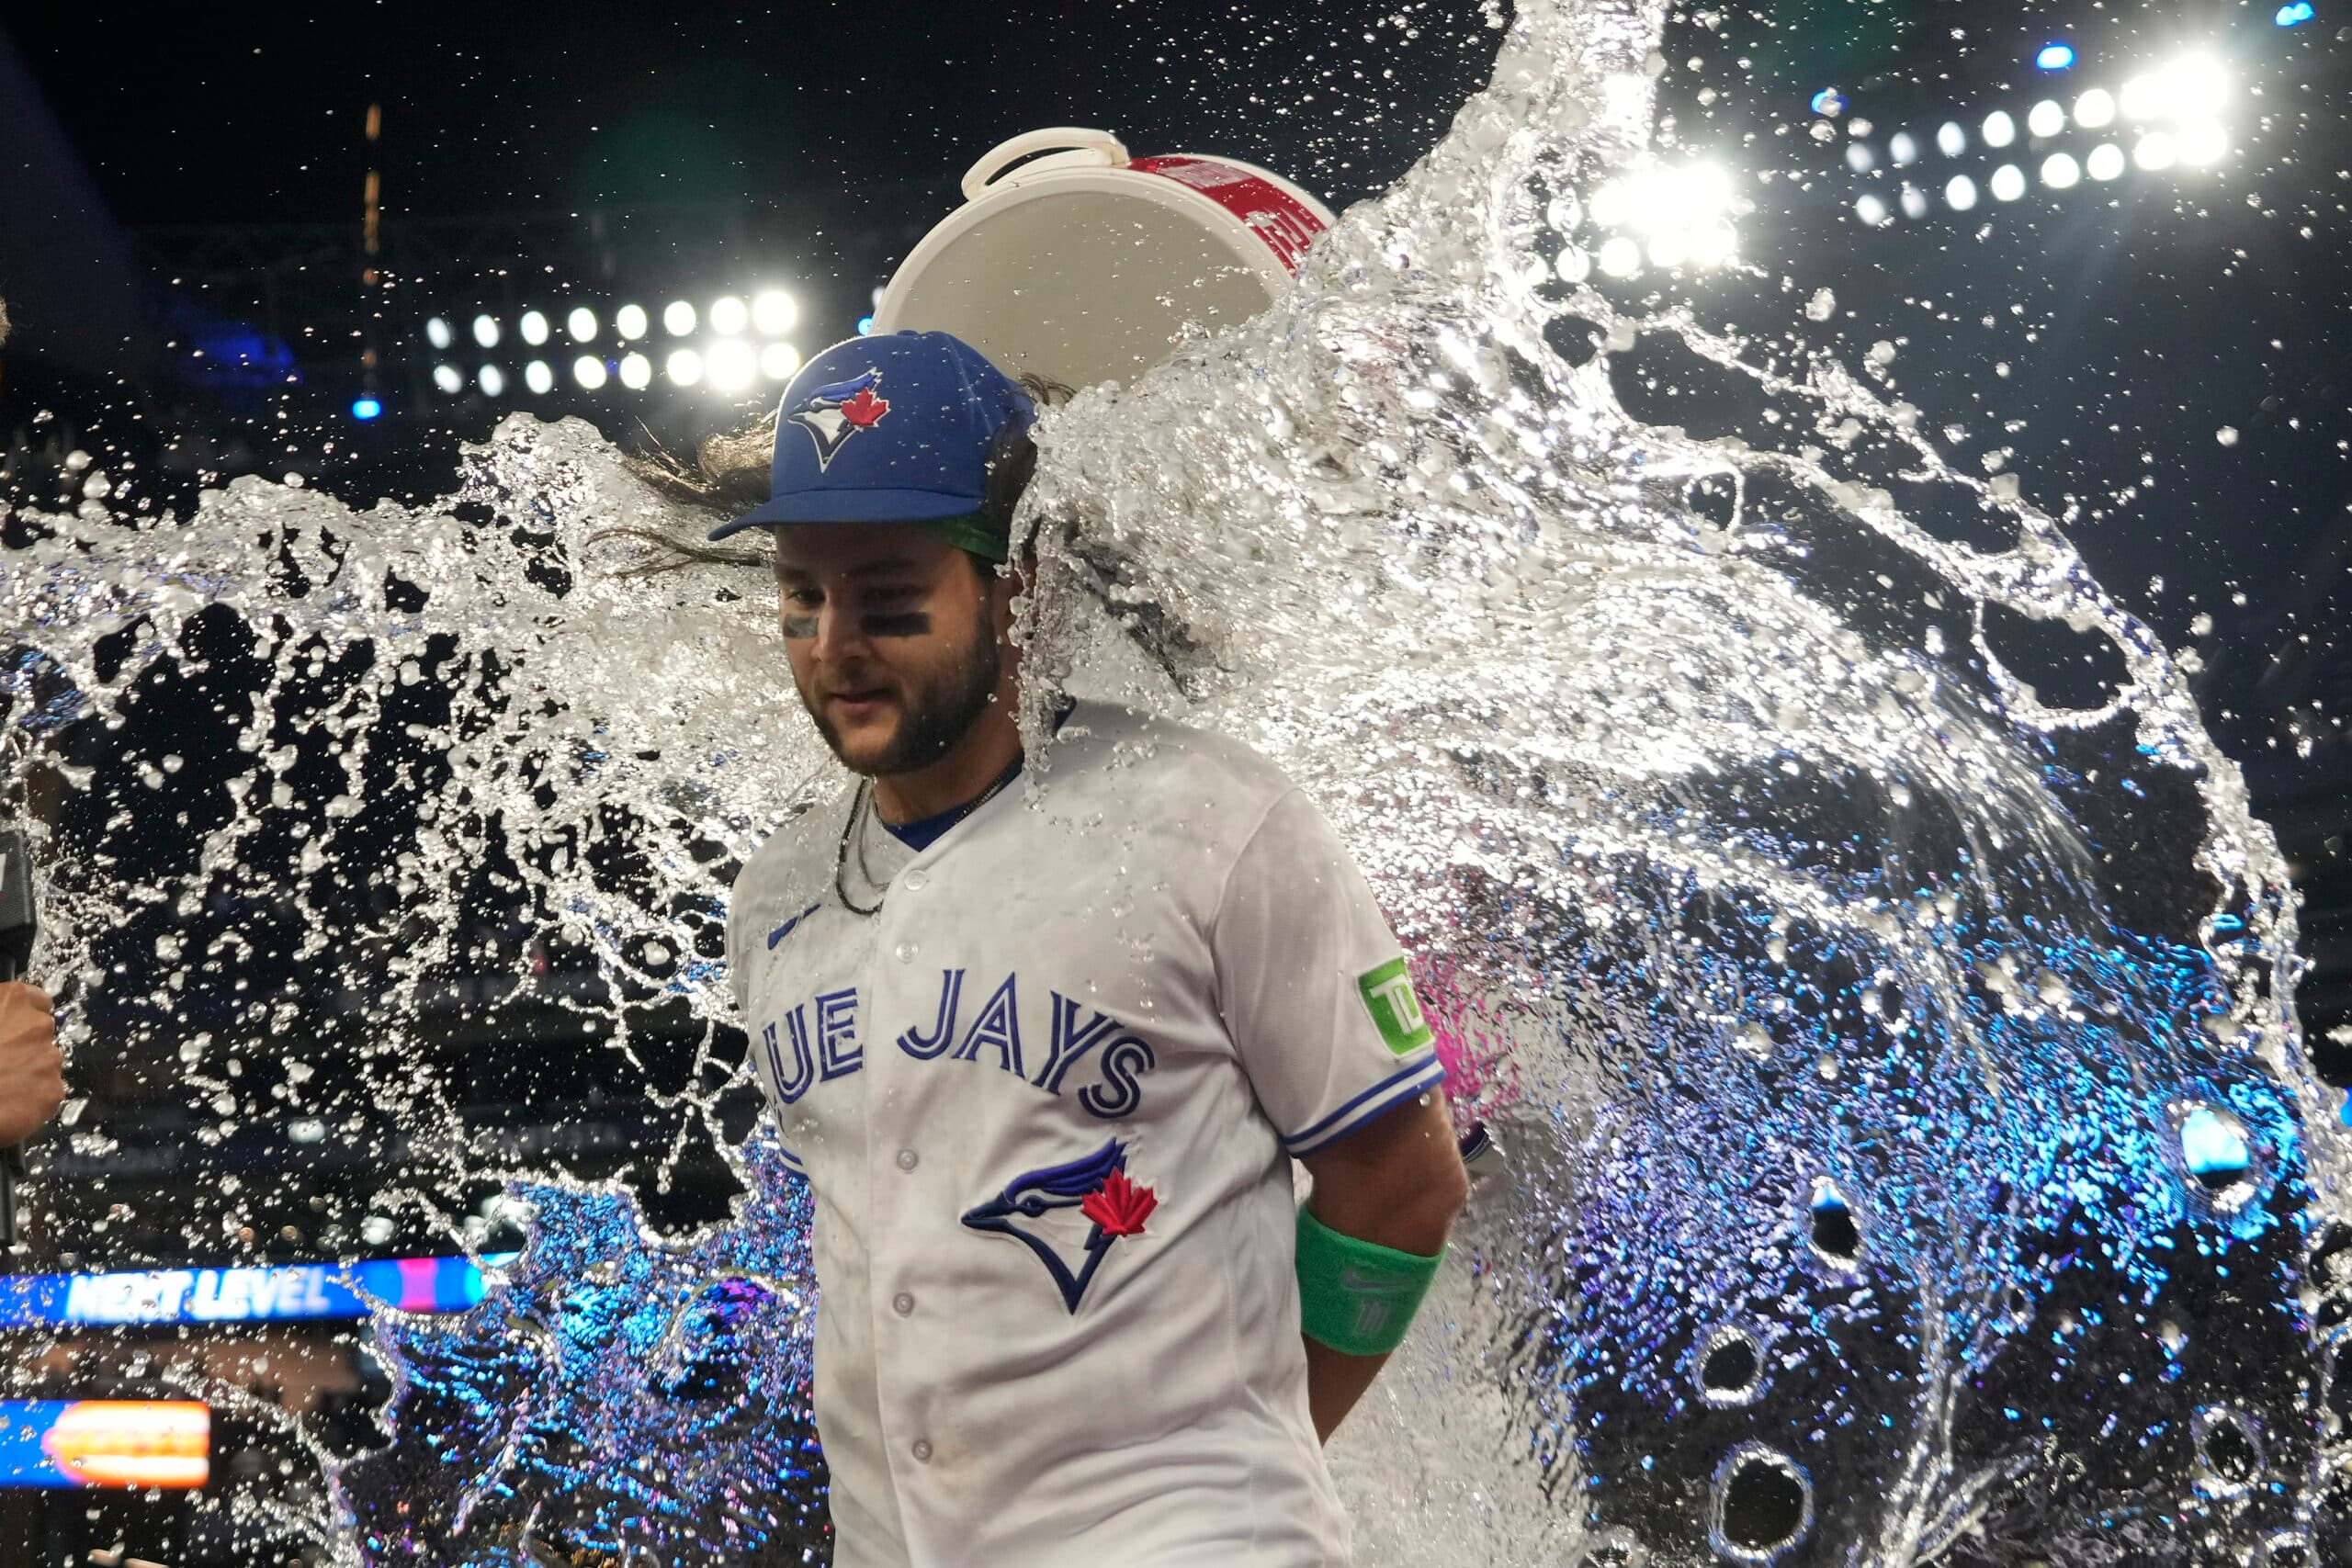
<box><xmin>334</xmin><ymin>1138</ymin><xmax>826</xmax><ymax>1563</ymax></box>
<box><xmin>3</xmin><ymin>0</ymin><xmax>2337</xmax><ymax>1564</ymax></box>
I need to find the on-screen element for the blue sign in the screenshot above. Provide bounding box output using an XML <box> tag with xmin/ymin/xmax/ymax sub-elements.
<box><xmin>2276</xmin><ymin>2</ymin><xmax>2315</xmax><ymax>25</ymax></box>
<box><xmin>2036</xmin><ymin>42</ymin><xmax>2077</xmax><ymax>70</ymax></box>
<box><xmin>0</xmin><ymin>1255</ymin><xmax>514</xmax><ymax>1330</ymax></box>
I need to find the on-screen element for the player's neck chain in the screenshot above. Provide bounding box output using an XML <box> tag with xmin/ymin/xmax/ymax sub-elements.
<box><xmin>834</xmin><ymin>752</ymin><xmax>1025</xmax><ymax>917</ymax></box>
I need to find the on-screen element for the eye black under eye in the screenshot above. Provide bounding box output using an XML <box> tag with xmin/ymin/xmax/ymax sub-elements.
<box><xmin>860</xmin><ymin>612</ymin><xmax>932</xmax><ymax>637</ymax></box>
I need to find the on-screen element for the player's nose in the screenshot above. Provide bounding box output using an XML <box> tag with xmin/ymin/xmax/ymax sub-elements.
<box><xmin>810</xmin><ymin>600</ymin><xmax>874</xmax><ymax>662</ymax></box>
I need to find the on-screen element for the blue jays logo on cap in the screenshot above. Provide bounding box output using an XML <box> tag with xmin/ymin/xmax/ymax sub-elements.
<box><xmin>710</xmin><ymin>331</ymin><xmax>1032</xmax><ymax>540</ymax></box>
<box><xmin>962</xmin><ymin>1139</ymin><xmax>1160</xmax><ymax>1313</ymax></box>
<box><xmin>789</xmin><ymin>367</ymin><xmax>892</xmax><ymax>472</ymax></box>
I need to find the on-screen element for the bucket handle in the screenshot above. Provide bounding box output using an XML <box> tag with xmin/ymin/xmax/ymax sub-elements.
<box><xmin>961</xmin><ymin>128</ymin><xmax>1130</xmax><ymax>202</ymax></box>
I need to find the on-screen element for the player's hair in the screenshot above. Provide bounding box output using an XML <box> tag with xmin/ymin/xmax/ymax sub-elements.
<box><xmin>596</xmin><ymin>373</ymin><xmax>1071</xmax><ymax>578</ymax></box>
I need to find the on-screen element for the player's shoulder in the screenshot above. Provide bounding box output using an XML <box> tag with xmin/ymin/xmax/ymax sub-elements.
<box><xmin>1046</xmin><ymin>700</ymin><xmax>1299</xmax><ymax>816</ymax></box>
<box><xmin>728</xmin><ymin>774</ymin><xmax>854</xmax><ymax>941</ymax></box>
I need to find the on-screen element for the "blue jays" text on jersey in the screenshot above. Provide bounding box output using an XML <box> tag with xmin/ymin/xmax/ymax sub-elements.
<box><xmin>759</xmin><ymin>971</ymin><xmax>1159</xmax><ymax>1120</ymax></box>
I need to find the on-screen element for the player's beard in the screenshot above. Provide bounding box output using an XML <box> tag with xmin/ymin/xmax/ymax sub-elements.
<box><xmin>802</xmin><ymin>602</ymin><xmax>1003</xmax><ymax>780</ymax></box>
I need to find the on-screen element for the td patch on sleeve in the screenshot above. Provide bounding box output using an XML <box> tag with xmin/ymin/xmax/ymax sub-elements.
<box><xmin>1356</xmin><ymin>957</ymin><xmax>1435</xmax><ymax>1055</ymax></box>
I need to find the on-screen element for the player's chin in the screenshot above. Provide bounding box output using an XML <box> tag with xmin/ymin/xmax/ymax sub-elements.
<box><xmin>823</xmin><ymin>705</ymin><xmax>907</xmax><ymax>773</ymax></box>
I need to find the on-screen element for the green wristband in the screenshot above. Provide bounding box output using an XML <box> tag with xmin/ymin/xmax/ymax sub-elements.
<box><xmin>1295</xmin><ymin>1205</ymin><xmax>1443</xmax><ymax>1357</ymax></box>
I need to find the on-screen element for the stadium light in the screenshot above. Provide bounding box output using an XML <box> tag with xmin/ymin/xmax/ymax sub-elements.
<box><xmin>1889</xmin><ymin>131</ymin><xmax>1918</xmax><ymax>165</ymax></box>
<box><xmin>2075</xmin><ymin>88</ymin><xmax>2117</xmax><ymax>130</ymax></box>
<box><xmin>752</xmin><ymin>290</ymin><xmax>797</xmax><ymax>335</ymax></box>
<box><xmin>2041</xmin><ymin>152</ymin><xmax>2082</xmax><ymax>189</ymax></box>
<box><xmin>479</xmin><ymin>364</ymin><xmax>507</xmax><ymax>397</ymax></box>
<box><xmin>2179</xmin><ymin>118</ymin><xmax>2229</xmax><ymax>165</ymax></box>
<box><xmin>1854</xmin><ymin>193</ymin><xmax>1890</xmax><ymax>226</ymax></box>
<box><xmin>567</xmin><ymin>307</ymin><xmax>599</xmax><ymax>343</ymax></box>
<box><xmin>1588</xmin><ymin>161</ymin><xmax>1742</xmax><ymax>271</ymax></box>
<box><xmin>708</xmin><ymin>338</ymin><xmax>757</xmax><ymax>392</ymax></box>
<box><xmin>572</xmin><ymin>355</ymin><xmax>607</xmax><ymax>389</ymax></box>
<box><xmin>433</xmin><ymin>364</ymin><xmax>464</xmax><ymax>394</ymax></box>
<box><xmin>2123</xmin><ymin>53</ymin><xmax>2229</xmax><ymax>122</ymax></box>
<box><xmin>615</xmin><ymin>304</ymin><xmax>650</xmax><ymax>341</ymax></box>
<box><xmin>424</xmin><ymin>317</ymin><xmax>453</xmax><ymax>351</ymax></box>
<box><xmin>2086</xmin><ymin>143</ymin><xmax>2127</xmax><ymax>180</ymax></box>
<box><xmin>1945</xmin><ymin>175</ymin><xmax>1979</xmax><ymax>211</ymax></box>
<box><xmin>1983</xmin><ymin>110</ymin><xmax>2017</xmax><ymax>148</ymax></box>
<box><xmin>1936</xmin><ymin>121</ymin><xmax>1966</xmax><ymax>156</ymax></box>
<box><xmin>524</xmin><ymin>360</ymin><xmax>554</xmax><ymax>395</ymax></box>
<box><xmin>1898</xmin><ymin>184</ymin><xmax>1928</xmax><ymax>219</ymax></box>
<box><xmin>667</xmin><ymin>348</ymin><xmax>705</xmax><ymax>387</ymax></box>
<box><xmin>709</xmin><ymin>296</ymin><xmax>750</xmax><ymax>336</ymax></box>
<box><xmin>1596</xmin><ymin>236</ymin><xmax>1642</xmax><ymax>276</ymax></box>
<box><xmin>2134</xmin><ymin>131</ymin><xmax>2179</xmax><ymax>170</ymax></box>
<box><xmin>761</xmin><ymin>342</ymin><xmax>803</xmax><ymax>380</ymax></box>
<box><xmin>519</xmin><ymin>310</ymin><xmax>550</xmax><ymax>346</ymax></box>
<box><xmin>2166</xmin><ymin>52</ymin><xmax>2231</xmax><ymax>116</ymax></box>
<box><xmin>618</xmin><ymin>352</ymin><xmax>653</xmax><ymax>390</ymax></box>
<box><xmin>1845</xmin><ymin>142</ymin><xmax>1877</xmax><ymax>173</ymax></box>
<box><xmin>470</xmin><ymin>314</ymin><xmax>500</xmax><ymax>349</ymax></box>
<box><xmin>1989</xmin><ymin>164</ymin><xmax>2028</xmax><ymax>201</ymax></box>
<box><xmin>663</xmin><ymin>300</ymin><xmax>697</xmax><ymax>336</ymax></box>
<box><xmin>2027</xmin><ymin>99</ymin><xmax>2066</xmax><ymax>138</ymax></box>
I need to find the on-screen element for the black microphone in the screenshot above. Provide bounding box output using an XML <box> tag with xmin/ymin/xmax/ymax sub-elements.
<box><xmin>0</xmin><ymin>823</ymin><xmax>40</xmax><ymax>1249</ymax></box>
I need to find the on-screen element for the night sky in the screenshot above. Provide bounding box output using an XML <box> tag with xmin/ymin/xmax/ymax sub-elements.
<box><xmin>8</xmin><ymin>2</ymin><xmax>1497</xmax><ymax>224</ymax></box>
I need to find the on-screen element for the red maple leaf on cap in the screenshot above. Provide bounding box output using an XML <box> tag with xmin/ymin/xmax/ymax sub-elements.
<box><xmin>1080</xmin><ymin>1170</ymin><xmax>1158</xmax><ymax>1238</ymax></box>
<box><xmin>840</xmin><ymin>387</ymin><xmax>890</xmax><ymax>428</ymax></box>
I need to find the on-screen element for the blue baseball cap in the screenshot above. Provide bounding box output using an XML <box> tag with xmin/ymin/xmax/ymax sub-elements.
<box><xmin>708</xmin><ymin>330</ymin><xmax>1033</xmax><ymax>544</ymax></box>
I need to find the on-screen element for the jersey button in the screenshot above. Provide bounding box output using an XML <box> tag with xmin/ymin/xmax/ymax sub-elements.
<box><xmin>892</xmin><ymin>1291</ymin><xmax>915</xmax><ymax>1316</ymax></box>
<box><xmin>895</xmin><ymin>1148</ymin><xmax>919</xmax><ymax>1173</ymax></box>
<box><xmin>894</xmin><ymin>941</ymin><xmax>918</xmax><ymax>964</ymax></box>
<box><xmin>903</xmin><ymin>867</ymin><xmax>928</xmax><ymax>892</ymax></box>
<box><xmin>911</xmin><ymin>1438</ymin><xmax>933</xmax><ymax>1463</ymax></box>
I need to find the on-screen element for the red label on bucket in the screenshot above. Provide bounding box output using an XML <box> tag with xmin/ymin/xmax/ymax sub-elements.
<box><xmin>1128</xmin><ymin>155</ymin><xmax>1329</xmax><ymax>274</ymax></box>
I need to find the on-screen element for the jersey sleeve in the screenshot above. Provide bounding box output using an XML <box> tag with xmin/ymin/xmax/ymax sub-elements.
<box><xmin>723</xmin><ymin>868</ymin><xmax>752</xmax><ymax>1019</ymax></box>
<box><xmin>1212</xmin><ymin>787</ymin><xmax>1446</xmax><ymax>1158</ymax></box>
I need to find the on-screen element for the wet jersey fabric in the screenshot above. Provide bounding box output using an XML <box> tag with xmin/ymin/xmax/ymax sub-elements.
<box><xmin>724</xmin><ymin>702</ymin><xmax>1444</xmax><ymax>1568</ymax></box>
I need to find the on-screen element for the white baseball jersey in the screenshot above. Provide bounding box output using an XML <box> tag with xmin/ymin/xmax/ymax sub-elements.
<box><xmin>725</xmin><ymin>700</ymin><xmax>1445</xmax><ymax>1568</ymax></box>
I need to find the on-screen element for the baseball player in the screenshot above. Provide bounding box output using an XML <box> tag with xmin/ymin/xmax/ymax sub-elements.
<box><xmin>715</xmin><ymin>331</ymin><xmax>1469</xmax><ymax>1567</ymax></box>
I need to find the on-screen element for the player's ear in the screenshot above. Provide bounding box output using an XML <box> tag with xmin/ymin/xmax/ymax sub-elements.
<box><xmin>987</xmin><ymin>559</ymin><xmax>1023</xmax><ymax>641</ymax></box>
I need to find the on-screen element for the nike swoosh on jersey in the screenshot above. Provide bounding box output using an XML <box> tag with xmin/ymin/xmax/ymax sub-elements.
<box><xmin>768</xmin><ymin>902</ymin><xmax>821</xmax><ymax>950</ymax></box>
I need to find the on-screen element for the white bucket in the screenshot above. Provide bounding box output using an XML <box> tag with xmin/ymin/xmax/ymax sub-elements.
<box><xmin>871</xmin><ymin>127</ymin><xmax>1337</xmax><ymax>393</ymax></box>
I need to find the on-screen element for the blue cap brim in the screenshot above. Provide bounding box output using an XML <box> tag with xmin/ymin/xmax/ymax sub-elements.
<box><xmin>708</xmin><ymin>487</ymin><xmax>989</xmax><ymax>541</ymax></box>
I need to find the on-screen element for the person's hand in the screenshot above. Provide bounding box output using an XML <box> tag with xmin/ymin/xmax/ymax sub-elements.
<box><xmin>0</xmin><ymin>983</ymin><xmax>64</xmax><ymax>1146</ymax></box>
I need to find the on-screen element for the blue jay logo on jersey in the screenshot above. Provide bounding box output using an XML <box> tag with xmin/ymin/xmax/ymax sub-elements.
<box><xmin>787</xmin><ymin>368</ymin><xmax>890</xmax><ymax>471</ymax></box>
<box><xmin>962</xmin><ymin>1140</ymin><xmax>1159</xmax><ymax>1314</ymax></box>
